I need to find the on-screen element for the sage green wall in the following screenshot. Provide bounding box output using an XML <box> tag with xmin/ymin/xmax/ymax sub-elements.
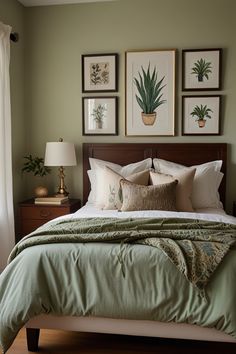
<box><xmin>24</xmin><ymin>0</ymin><xmax>236</xmax><ymax>212</ymax></box>
<box><xmin>0</xmin><ymin>0</ymin><xmax>25</xmax><ymax>210</ymax></box>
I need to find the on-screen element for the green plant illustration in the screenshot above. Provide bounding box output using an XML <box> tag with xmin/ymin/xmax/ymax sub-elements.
<box><xmin>190</xmin><ymin>104</ymin><xmax>213</xmax><ymax>127</ymax></box>
<box><xmin>22</xmin><ymin>155</ymin><xmax>51</xmax><ymax>177</ymax></box>
<box><xmin>134</xmin><ymin>63</ymin><xmax>166</xmax><ymax>114</ymax></box>
<box><xmin>191</xmin><ymin>58</ymin><xmax>212</xmax><ymax>82</ymax></box>
<box><xmin>91</xmin><ymin>104</ymin><xmax>107</xmax><ymax>123</ymax></box>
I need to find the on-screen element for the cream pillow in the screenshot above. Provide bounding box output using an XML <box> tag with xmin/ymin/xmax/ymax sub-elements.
<box><xmin>149</xmin><ymin>169</ymin><xmax>196</xmax><ymax>212</ymax></box>
<box><xmin>120</xmin><ymin>179</ymin><xmax>178</xmax><ymax>212</ymax></box>
<box><xmin>97</xmin><ymin>167</ymin><xmax>150</xmax><ymax>210</ymax></box>
<box><xmin>88</xmin><ymin>157</ymin><xmax>152</xmax><ymax>204</ymax></box>
<box><xmin>153</xmin><ymin>159</ymin><xmax>223</xmax><ymax>209</ymax></box>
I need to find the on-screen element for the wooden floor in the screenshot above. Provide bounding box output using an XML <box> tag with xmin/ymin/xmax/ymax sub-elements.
<box><xmin>7</xmin><ymin>329</ymin><xmax>236</xmax><ymax>354</ymax></box>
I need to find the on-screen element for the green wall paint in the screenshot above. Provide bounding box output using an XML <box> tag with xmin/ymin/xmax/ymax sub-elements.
<box><xmin>1</xmin><ymin>0</ymin><xmax>236</xmax><ymax>213</ymax></box>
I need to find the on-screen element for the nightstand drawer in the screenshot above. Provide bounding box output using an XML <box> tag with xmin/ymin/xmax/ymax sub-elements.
<box><xmin>21</xmin><ymin>205</ymin><xmax>67</xmax><ymax>220</ymax></box>
<box><xmin>18</xmin><ymin>198</ymin><xmax>81</xmax><ymax>240</ymax></box>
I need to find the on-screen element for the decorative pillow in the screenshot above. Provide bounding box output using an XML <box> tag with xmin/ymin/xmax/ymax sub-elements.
<box><xmin>149</xmin><ymin>169</ymin><xmax>196</xmax><ymax>212</ymax></box>
<box><xmin>97</xmin><ymin>167</ymin><xmax>150</xmax><ymax>210</ymax></box>
<box><xmin>120</xmin><ymin>179</ymin><xmax>178</xmax><ymax>212</ymax></box>
<box><xmin>87</xmin><ymin>157</ymin><xmax>152</xmax><ymax>204</ymax></box>
<box><xmin>153</xmin><ymin>159</ymin><xmax>223</xmax><ymax>209</ymax></box>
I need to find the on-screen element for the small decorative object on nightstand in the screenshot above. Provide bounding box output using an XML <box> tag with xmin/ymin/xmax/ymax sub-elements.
<box><xmin>233</xmin><ymin>201</ymin><xmax>236</xmax><ymax>217</ymax></box>
<box><xmin>18</xmin><ymin>198</ymin><xmax>81</xmax><ymax>240</ymax></box>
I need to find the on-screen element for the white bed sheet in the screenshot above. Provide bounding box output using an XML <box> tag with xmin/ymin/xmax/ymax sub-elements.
<box><xmin>65</xmin><ymin>203</ymin><xmax>236</xmax><ymax>225</ymax></box>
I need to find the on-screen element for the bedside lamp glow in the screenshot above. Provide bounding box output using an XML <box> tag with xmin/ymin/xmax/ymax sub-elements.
<box><xmin>44</xmin><ymin>138</ymin><xmax>77</xmax><ymax>196</ymax></box>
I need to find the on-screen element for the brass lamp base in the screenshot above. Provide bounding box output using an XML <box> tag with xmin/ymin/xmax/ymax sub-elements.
<box><xmin>56</xmin><ymin>166</ymin><xmax>69</xmax><ymax>196</ymax></box>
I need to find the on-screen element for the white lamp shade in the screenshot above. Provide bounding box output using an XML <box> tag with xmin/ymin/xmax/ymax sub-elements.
<box><xmin>44</xmin><ymin>142</ymin><xmax>77</xmax><ymax>166</ymax></box>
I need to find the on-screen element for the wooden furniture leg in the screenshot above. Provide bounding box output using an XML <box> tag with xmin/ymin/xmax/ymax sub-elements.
<box><xmin>26</xmin><ymin>328</ymin><xmax>40</xmax><ymax>352</ymax></box>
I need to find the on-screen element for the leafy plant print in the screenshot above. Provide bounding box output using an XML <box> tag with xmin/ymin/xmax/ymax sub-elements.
<box><xmin>190</xmin><ymin>104</ymin><xmax>213</xmax><ymax>128</ymax></box>
<box><xmin>191</xmin><ymin>58</ymin><xmax>212</xmax><ymax>82</ymax></box>
<box><xmin>90</xmin><ymin>62</ymin><xmax>110</xmax><ymax>85</ymax></box>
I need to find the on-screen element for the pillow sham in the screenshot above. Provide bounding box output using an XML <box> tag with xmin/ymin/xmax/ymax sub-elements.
<box><xmin>96</xmin><ymin>167</ymin><xmax>150</xmax><ymax>210</ymax></box>
<box><xmin>149</xmin><ymin>168</ymin><xmax>196</xmax><ymax>212</ymax></box>
<box><xmin>87</xmin><ymin>157</ymin><xmax>152</xmax><ymax>204</ymax></box>
<box><xmin>120</xmin><ymin>179</ymin><xmax>178</xmax><ymax>212</ymax></box>
<box><xmin>153</xmin><ymin>159</ymin><xmax>223</xmax><ymax>209</ymax></box>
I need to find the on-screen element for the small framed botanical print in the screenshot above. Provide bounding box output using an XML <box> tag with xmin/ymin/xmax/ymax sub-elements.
<box><xmin>182</xmin><ymin>95</ymin><xmax>221</xmax><ymax>135</ymax></box>
<box><xmin>182</xmin><ymin>49</ymin><xmax>222</xmax><ymax>91</ymax></box>
<box><xmin>82</xmin><ymin>53</ymin><xmax>118</xmax><ymax>93</ymax></box>
<box><xmin>82</xmin><ymin>96</ymin><xmax>118</xmax><ymax>135</ymax></box>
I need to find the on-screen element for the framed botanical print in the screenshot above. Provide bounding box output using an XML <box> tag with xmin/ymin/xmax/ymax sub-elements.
<box><xmin>82</xmin><ymin>53</ymin><xmax>118</xmax><ymax>93</ymax></box>
<box><xmin>82</xmin><ymin>96</ymin><xmax>118</xmax><ymax>135</ymax></box>
<box><xmin>125</xmin><ymin>49</ymin><xmax>176</xmax><ymax>136</ymax></box>
<box><xmin>182</xmin><ymin>95</ymin><xmax>221</xmax><ymax>135</ymax></box>
<box><xmin>182</xmin><ymin>48</ymin><xmax>222</xmax><ymax>91</ymax></box>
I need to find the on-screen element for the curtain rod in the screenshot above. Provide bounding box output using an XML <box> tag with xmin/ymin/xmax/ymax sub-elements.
<box><xmin>10</xmin><ymin>32</ymin><xmax>19</xmax><ymax>42</ymax></box>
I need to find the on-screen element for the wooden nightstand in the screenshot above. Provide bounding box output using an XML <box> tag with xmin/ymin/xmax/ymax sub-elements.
<box><xmin>18</xmin><ymin>198</ymin><xmax>81</xmax><ymax>240</ymax></box>
<box><xmin>233</xmin><ymin>201</ymin><xmax>236</xmax><ymax>217</ymax></box>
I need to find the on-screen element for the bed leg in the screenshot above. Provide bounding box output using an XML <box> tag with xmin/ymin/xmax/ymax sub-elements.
<box><xmin>26</xmin><ymin>328</ymin><xmax>40</xmax><ymax>352</ymax></box>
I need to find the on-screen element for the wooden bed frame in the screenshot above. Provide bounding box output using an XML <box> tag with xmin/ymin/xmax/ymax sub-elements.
<box><xmin>26</xmin><ymin>143</ymin><xmax>236</xmax><ymax>351</ymax></box>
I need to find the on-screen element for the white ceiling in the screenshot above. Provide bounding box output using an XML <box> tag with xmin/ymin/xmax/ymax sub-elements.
<box><xmin>18</xmin><ymin>0</ymin><xmax>117</xmax><ymax>7</ymax></box>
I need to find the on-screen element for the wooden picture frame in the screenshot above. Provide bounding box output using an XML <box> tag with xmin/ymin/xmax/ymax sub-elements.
<box><xmin>125</xmin><ymin>49</ymin><xmax>176</xmax><ymax>136</ymax></box>
<box><xmin>182</xmin><ymin>48</ymin><xmax>222</xmax><ymax>91</ymax></box>
<box><xmin>182</xmin><ymin>95</ymin><xmax>221</xmax><ymax>135</ymax></box>
<box><xmin>82</xmin><ymin>53</ymin><xmax>118</xmax><ymax>93</ymax></box>
<box><xmin>82</xmin><ymin>96</ymin><xmax>118</xmax><ymax>136</ymax></box>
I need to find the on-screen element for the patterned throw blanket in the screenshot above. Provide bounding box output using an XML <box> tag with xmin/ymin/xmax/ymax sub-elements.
<box><xmin>9</xmin><ymin>217</ymin><xmax>236</xmax><ymax>291</ymax></box>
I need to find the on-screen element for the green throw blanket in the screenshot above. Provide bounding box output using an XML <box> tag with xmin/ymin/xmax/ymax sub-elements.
<box><xmin>9</xmin><ymin>217</ymin><xmax>236</xmax><ymax>291</ymax></box>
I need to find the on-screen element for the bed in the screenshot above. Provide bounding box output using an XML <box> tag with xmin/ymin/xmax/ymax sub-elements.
<box><xmin>1</xmin><ymin>142</ymin><xmax>236</xmax><ymax>353</ymax></box>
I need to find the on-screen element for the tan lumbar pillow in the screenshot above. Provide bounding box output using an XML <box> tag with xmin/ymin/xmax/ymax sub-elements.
<box><xmin>120</xmin><ymin>179</ymin><xmax>178</xmax><ymax>212</ymax></box>
<box><xmin>100</xmin><ymin>166</ymin><xmax>150</xmax><ymax>210</ymax></box>
<box><xmin>149</xmin><ymin>168</ymin><xmax>196</xmax><ymax>212</ymax></box>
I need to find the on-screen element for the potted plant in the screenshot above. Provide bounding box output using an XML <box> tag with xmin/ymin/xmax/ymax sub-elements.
<box><xmin>191</xmin><ymin>58</ymin><xmax>212</xmax><ymax>82</ymax></box>
<box><xmin>91</xmin><ymin>104</ymin><xmax>107</xmax><ymax>129</ymax></box>
<box><xmin>22</xmin><ymin>154</ymin><xmax>51</xmax><ymax>197</ymax></box>
<box><xmin>190</xmin><ymin>104</ymin><xmax>213</xmax><ymax>128</ymax></box>
<box><xmin>134</xmin><ymin>63</ymin><xmax>166</xmax><ymax>126</ymax></box>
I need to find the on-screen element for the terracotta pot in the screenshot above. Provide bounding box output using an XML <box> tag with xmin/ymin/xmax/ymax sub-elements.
<box><xmin>198</xmin><ymin>119</ymin><xmax>206</xmax><ymax>128</ymax></box>
<box><xmin>34</xmin><ymin>186</ymin><xmax>48</xmax><ymax>197</ymax></box>
<box><xmin>141</xmin><ymin>112</ymin><xmax>156</xmax><ymax>126</ymax></box>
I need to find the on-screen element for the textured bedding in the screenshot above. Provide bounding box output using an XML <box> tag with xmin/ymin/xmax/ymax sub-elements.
<box><xmin>1</xmin><ymin>208</ymin><xmax>236</xmax><ymax>353</ymax></box>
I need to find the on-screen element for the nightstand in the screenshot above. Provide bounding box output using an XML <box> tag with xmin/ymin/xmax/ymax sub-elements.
<box><xmin>18</xmin><ymin>198</ymin><xmax>81</xmax><ymax>239</ymax></box>
<box><xmin>233</xmin><ymin>201</ymin><xmax>236</xmax><ymax>217</ymax></box>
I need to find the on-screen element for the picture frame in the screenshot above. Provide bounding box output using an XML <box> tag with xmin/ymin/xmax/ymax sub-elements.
<box><xmin>182</xmin><ymin>48</ymin><xmax>222</xmax><ymax>91</ymax></box>
<box><xmin>125</xmin><ymin>49</ymin><xmax>176</xmax><ymax>136</ymax></box>
<box><xmin>182</xmin><ymin>95</ymin><xmax>221</xmax><ymax>135</ymax></box>
<box><xmin>82</xmin><ymin>96</ymin><xmax>118</xmax><ymax>136</ymax></box>
<box><xmin>82</xmin><ymin>53</ymin><xmax>118</xmax><ymax>93</ymax></box>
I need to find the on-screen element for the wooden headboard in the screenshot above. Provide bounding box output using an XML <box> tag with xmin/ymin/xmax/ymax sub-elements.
<box><xmin>83</xmin><ymin>143</ymin><xmax>227</xmax><ymax>206</ymax></box>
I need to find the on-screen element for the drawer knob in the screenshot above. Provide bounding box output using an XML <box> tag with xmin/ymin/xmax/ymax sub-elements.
<box><xmin>39</xmin><ymin>209</ymin><xmax>51</xmax><ymax>218</ymax></box>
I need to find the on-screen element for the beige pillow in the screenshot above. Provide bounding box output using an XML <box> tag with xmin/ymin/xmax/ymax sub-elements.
<box><xmin>149</xmin><ymin>168</ymin><xmax>196</xmax><ymax>212</ymax></box>
<box><xmin>120</xmin><ymin>179</ymin><xmax>178</xmax><ymax>212</ymax></box>
<box><xmin>100</xmin><ymin>167</ymin><xmax>150</xmax><ymax>210</ymax></box>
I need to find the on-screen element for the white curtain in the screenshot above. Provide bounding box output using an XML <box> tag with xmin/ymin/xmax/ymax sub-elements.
<box><xmin>0</xmin><ymin>22</ymin><xmax>15</xmax><ymax>272</ymax></box>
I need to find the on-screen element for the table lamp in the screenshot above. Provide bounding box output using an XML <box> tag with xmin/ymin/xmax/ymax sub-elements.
<box><xmin>44</xmin><ymin>138</ymin><xmax>77</xmax><ymax>196</ymax></box>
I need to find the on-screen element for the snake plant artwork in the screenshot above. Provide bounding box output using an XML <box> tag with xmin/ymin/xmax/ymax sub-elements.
<box><xmin>190</xmin><ymin>104</ymin><xmax>213</xmax><ymax>128</ymax></box>
<box><xmin>191</xmin><ymin>58</ymin><xmax>212</xmax><ymax>82</ymax></box>
<box><xmin>134</xmin><ymin>64</ymin><xmax>166</xmax><ymax>125</ymax></box>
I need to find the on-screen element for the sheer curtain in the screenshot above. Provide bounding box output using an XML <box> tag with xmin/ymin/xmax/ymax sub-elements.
<box><xmin>0</xmin><ymin>22</ymin><xmax>15</xmax><ymax>272</ymax></box>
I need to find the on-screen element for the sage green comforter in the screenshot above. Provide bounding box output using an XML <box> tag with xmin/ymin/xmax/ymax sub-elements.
<box><xmin>1</xmin><ymin>217</ymin><xmax>236</xmax><ymax>352</ymax></box>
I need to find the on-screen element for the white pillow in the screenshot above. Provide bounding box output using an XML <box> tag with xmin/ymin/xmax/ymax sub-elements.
<box><xmin>153</xmin><ymin>158</ymin><xmax>223</xmax><ymax>209</ymax></box>
<box><xmin>87</xmin><ymin>157</ymin><xmax>152</xmax><ymax>204</ymax></box>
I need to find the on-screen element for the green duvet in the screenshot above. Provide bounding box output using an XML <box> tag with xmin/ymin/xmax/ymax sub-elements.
<box><xmin>1</xmin><ymin>217</ymin><xmax>236</xmax><ymax>353</ymax></box>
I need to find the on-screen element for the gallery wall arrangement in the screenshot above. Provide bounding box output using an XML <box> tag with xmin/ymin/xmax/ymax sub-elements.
<box><xmin>81</xmin><ymin>48</ymin><xmax>223</xmax><ymax>138</ymax></box>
